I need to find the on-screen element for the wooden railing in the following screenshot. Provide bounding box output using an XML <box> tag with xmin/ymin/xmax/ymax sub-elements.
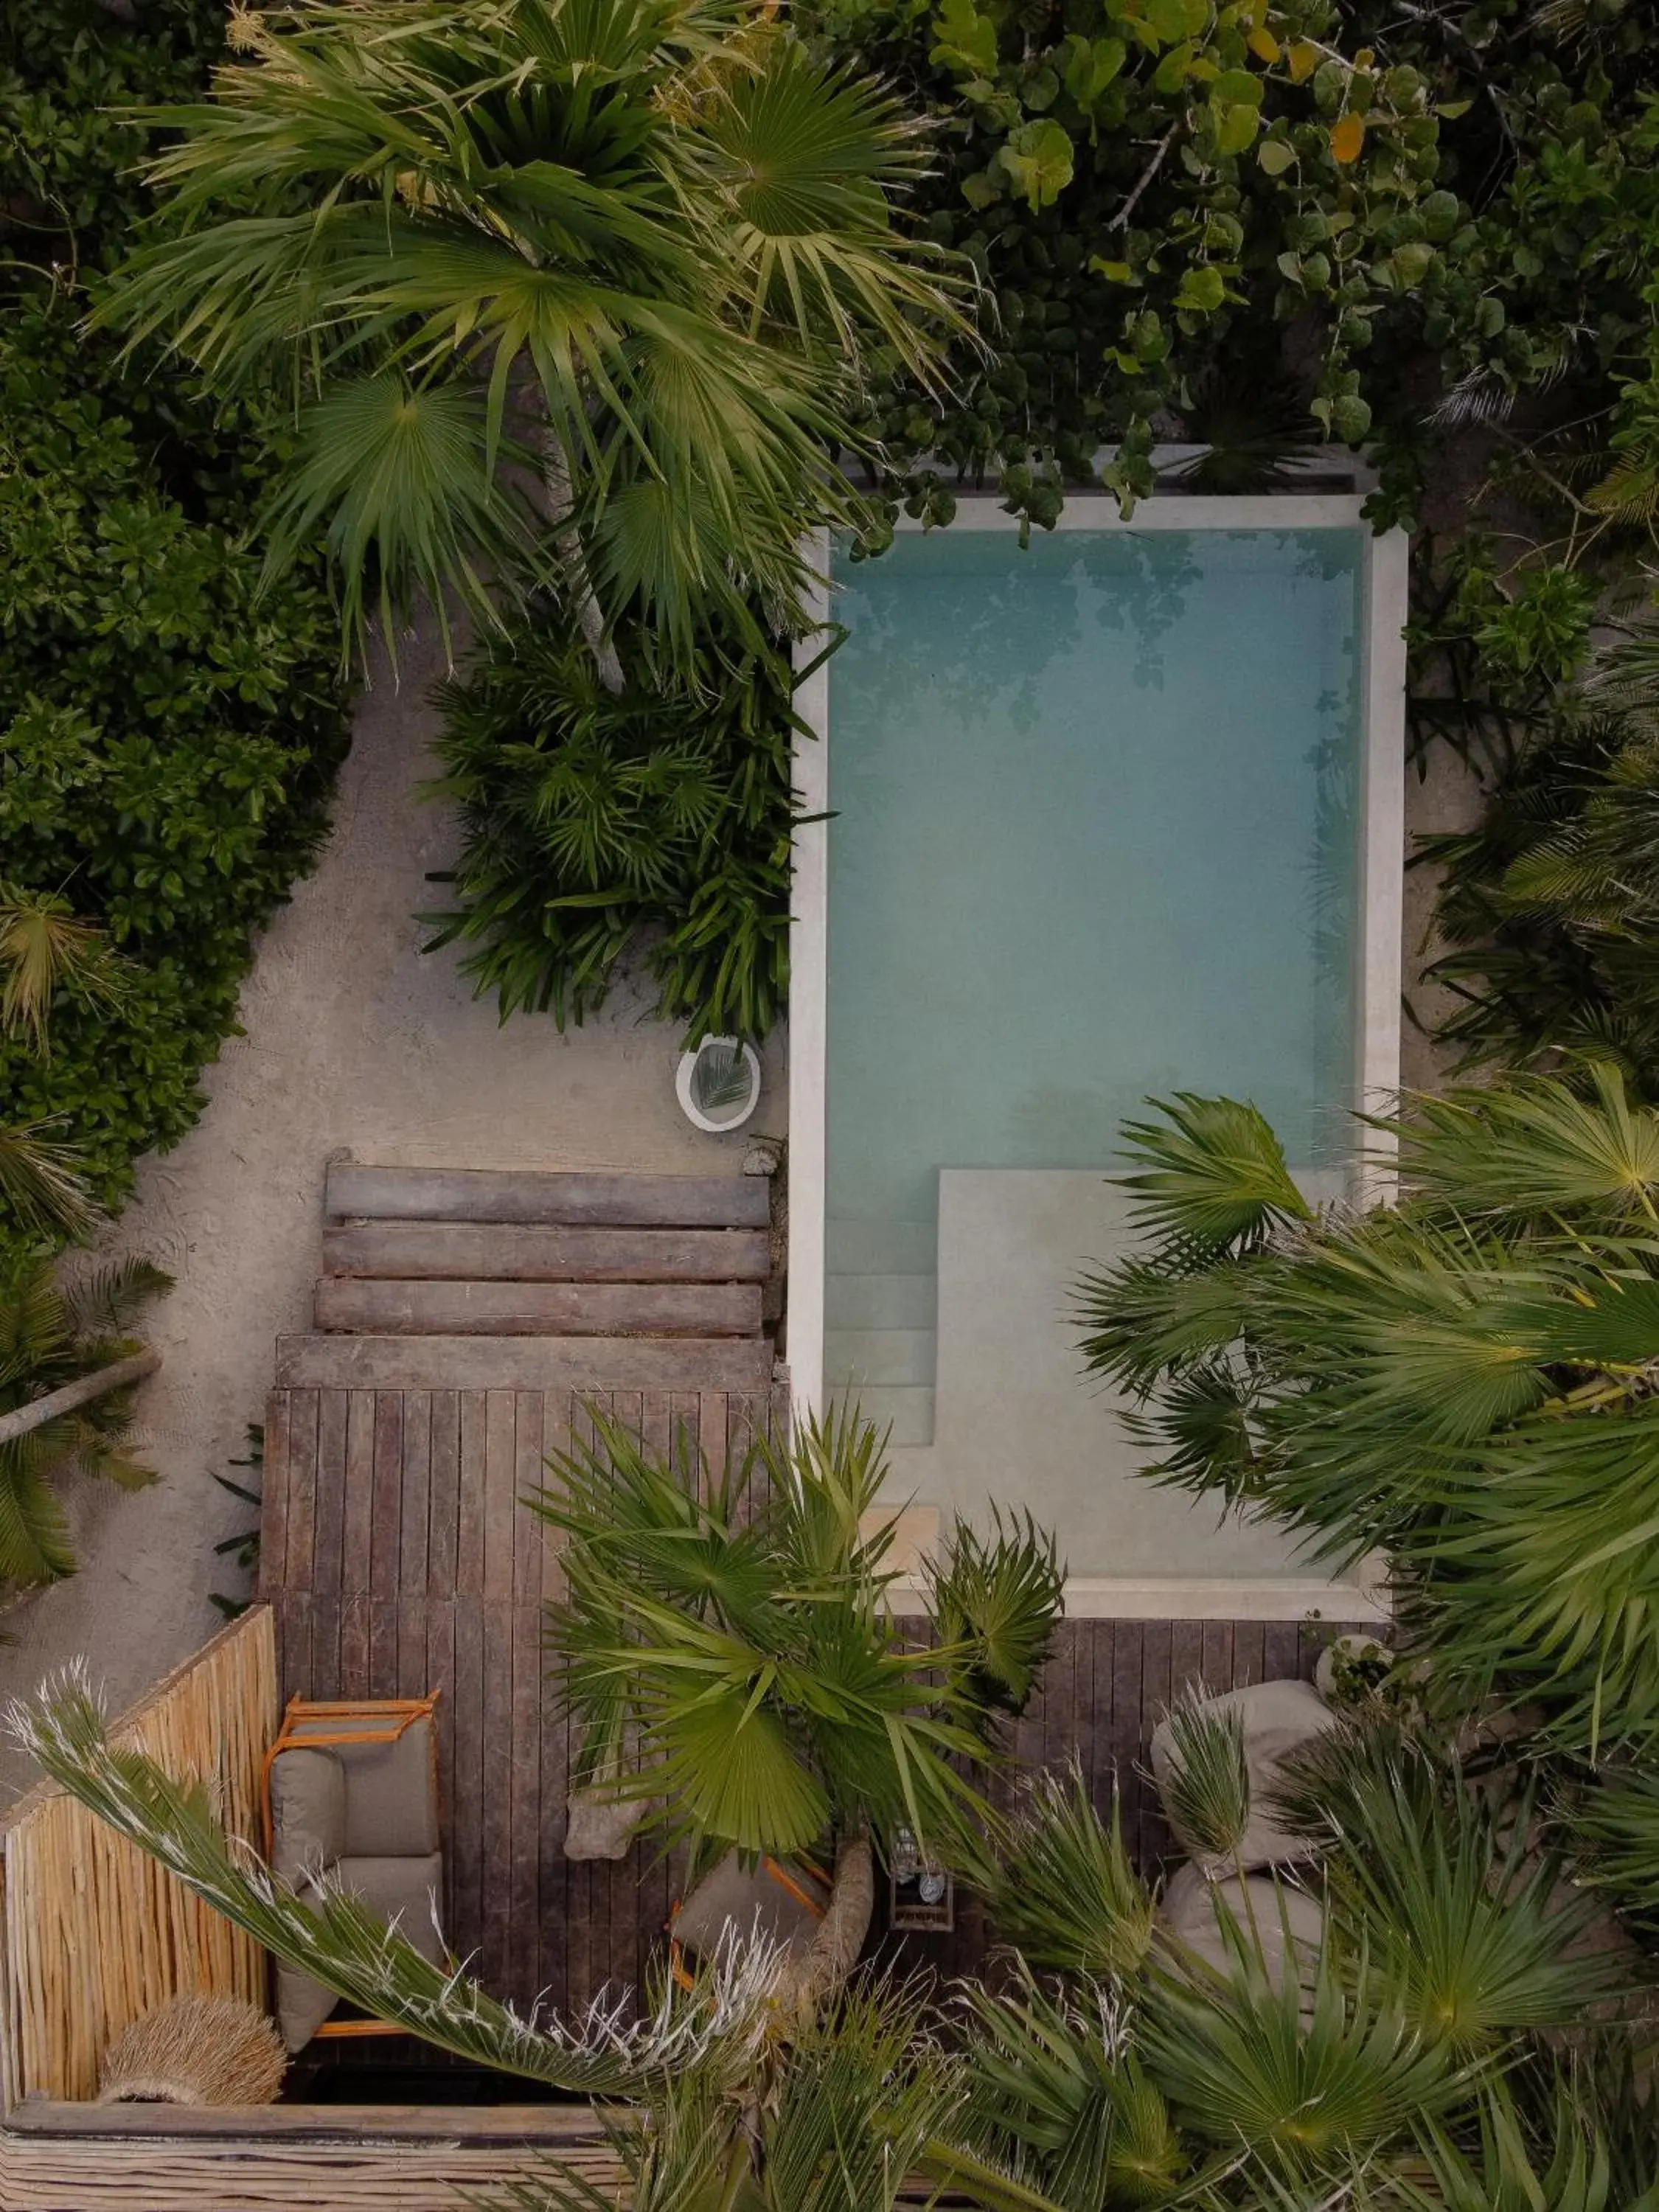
<box><xmin>0</xmin><ymin>1607</ymin><xmax>278</xmax><ymax>2110</ymax></box>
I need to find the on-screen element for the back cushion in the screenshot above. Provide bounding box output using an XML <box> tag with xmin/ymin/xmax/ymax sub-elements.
<box><xmin>269</xmin><ymin>1747</ymin><xmax>346</xmax><ymax>1885</ymax></box>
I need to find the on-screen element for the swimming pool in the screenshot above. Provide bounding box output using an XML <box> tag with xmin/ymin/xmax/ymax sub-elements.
<box><xmin>789</xmin><ymin>496</ymin><xmax>1405</xmax><ymax>1614</ymax></box>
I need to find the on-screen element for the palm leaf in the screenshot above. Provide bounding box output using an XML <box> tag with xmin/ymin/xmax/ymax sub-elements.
<box><xmin>1113</xmin><ymin>1095</ymin><xmax>1315</xmax><ymax>1256</ymax></box>
<box><xmin>981</xmin><ymin>1764</ymin><xmax>1155</xmax><ymax>1983</ymax></box>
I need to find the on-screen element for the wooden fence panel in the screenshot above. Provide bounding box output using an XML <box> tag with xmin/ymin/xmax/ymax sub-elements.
<box><xmin>0</xmin><ymin>1607</ymin><xmax>279</xmax><ymax>2110</ymax></box>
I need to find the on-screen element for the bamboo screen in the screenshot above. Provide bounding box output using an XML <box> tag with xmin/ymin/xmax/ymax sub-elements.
<box><xmin>0</xmin><ymin>1606</ymin><xmax>279</xmax><ymax>2110</ymax></box>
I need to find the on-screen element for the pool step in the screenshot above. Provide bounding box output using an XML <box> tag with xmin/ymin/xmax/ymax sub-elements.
<box><xmin>842</xmin><ymin>1384</ymin><xmax>936</xmax><ymax>1450</ymax></box>
<box><xmin>823</xmin><ymin>1326</ymin><xmax>936</xmax><ymax>1389</ymax></box>
<box><xmin>824</xmin><ymin>1272</ymin><xmax>936</xmax><ymax>1331</ymax></box>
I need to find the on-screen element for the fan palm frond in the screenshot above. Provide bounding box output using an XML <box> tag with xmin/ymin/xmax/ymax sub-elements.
<box><xmin>1157</xmin><ymin>1694</ymin><xmax>1252</xmax><ymax>1867</ymax></box>
<box><xmin>1114</xmin><ymin>1095</ymin><xmax>1314</xmax><ymax>1257</ymax></box>
<box><xmin>1276</xmin><ymin>1725</ymin><xmax>1621</xmax><ymax>2051</ymax></box>
<box><xmin>982</xmin><ymin>1764</ymin><xmax>1155</xmax><ymax>1983</ymax></box>
<box><xmin>925</xmin><ymin>1509</ymin><xmax>1064</xmax><ymax>1721</ymax></box>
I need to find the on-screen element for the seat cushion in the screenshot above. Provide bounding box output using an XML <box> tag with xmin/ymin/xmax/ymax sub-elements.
<box><xmin>673</xmin><ymin>1853</ymin><xmax>830</xmax><ymax>1966</ymax></box>
<box><xmin>268</xmin><ymin>1747</ymin><xmax>347</xmax><ymax>1885</ymax></box>
<box><xmin>285</xmin><ymin>1714</ymin><xmax>439</xmax><ymax>1857</ymax></box>
<box><xmin>275</xmin><ymin>1876</ymin><xmax>340</xmax><ymax>2053</ymax></box>
<box><xmin>335</xmin><ymin>1852</ymin><xmax>447</xmax><ymax>1961</ymax></box>
<box><xmin>1150</xmin><ymin>1679</ymin><xmax>1338</xmax><ymax>1875</ymax></box>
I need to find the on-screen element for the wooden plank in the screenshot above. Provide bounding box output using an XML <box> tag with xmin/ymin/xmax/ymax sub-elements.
<box><xmin>510</xmin><ymin>1601</ymin><xmax>544</xmax><ymax>2017</ymax></box>
<box><xmin>341</xmin><ymin>1591</ymin><xmax>371</xmax><ymax>1695</ymax></box>
<box><xmin>428</xmin><ymin>1391</ymin><xmax>460</xmax><ymax>1597</ymax></box>
<box><xmin>425</xmin><ymin>1599</ymin><xmax>457</xmax><ymax>1930</ymax></box>
<box><xmin>276</xmin><ymin>1334</ymin><xmax>776</xmax><ymax>1392</ymax></box>
<box><xmin>480</xmin><ymin>1601</ymin><xmax>514</xmax><ymax>1997</ymax></box>
<box><xmin>1169</xmin><ymin>1620</ymin><xmax>1204</xmax><ymax>1705</ymax></box>
<box><xmin>1200</xmin><ymin>1621</ymin><xmax>1234</xmax><ymax>1697</ymax></box>
<box><xmin>513</xmin><ymin>1393</ymin><xmax>548</xmax><ymax>1609</ymax></box>
<box><xmin>314</xmin><ymin>1278</ymin><xmax>764</xmax><ymax>1339</ymax></box>
<box><xmin>400</xmin><ymin>1391</ymin><xmax>433</xmax><ymax>1593</ymax></box>
<box><xmin>369</xmin><ymin>1594</ymin><xmax>399</xmax><ymax>1703</ymax></box>
<box><xmin>258</xmin><ymin>1389</ymin><xmax>292</xmax><ymax>1598</ymax></box>
<box><xmin>451</xmin><ymin>1596</ymin><xmax>486</xmax><ymax>1977</ymax></box>
<box><xmin>311</xmin><ymin>1391</ymin><xmax>348</xmax><ymax>1601</ymax></box>
<box><xmin>5</xmin><ymin>2097</ymin><xmax>613</xmax><ymax>2143</ymax></box>
<box><xmin>541</xmin><ymin>1392</ymin><xmax>574</xmax><ymax>1606</ymax></box>
<box><xmin>282</xmin><ymin>1390</ymin><xmax>319</xmax><ymax>1596</ymax></box>
<box><xmin>1262</xmin><ymin>1622</ymin><xmax>1301</xmax><ymax>1682</ymax></box>
<box><xmin>277</xmin><ymin>1589</ymin><xmax>311</xmax><ymax>1705</ymax></box>
<box><xmin>483</xmin><ymin>1392</ymin><xmax>517</xmax><ymax>1605</ymax></box>
<box><xmin>1232</xmin><ymin>1620</ymin><xmax>1266</xmax><ymax>1689</ymax></box>
<box><xmin>324</xmin><ymin>1222</ymin><xmax>771</xmax><ymax>1284</ymax></box>
<box><xmin>341</xmin><ymin>1392</ymin><xmax>376</xmax><ymax>1598</ymax></box>
<box><xmin>370</xmin><ymin>1392</ymin><xmax>404</xmax><ymax>1599</ymax></box>
<box><xmin>326</xmin><ymin>1164</ymin><xmax>771</xmax><ymax>1230</ymax></box>
<box><xmin>456</xmin><ymin>1392</ymin><xmax>487</xmax><ymax>1600</ymax></box>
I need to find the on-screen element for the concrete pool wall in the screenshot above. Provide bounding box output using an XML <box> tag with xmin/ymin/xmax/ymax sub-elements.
<box><xmin>787</xmin><ymin>493</ymin><xmax>1407</xmax><ymax>1621</ymax></box>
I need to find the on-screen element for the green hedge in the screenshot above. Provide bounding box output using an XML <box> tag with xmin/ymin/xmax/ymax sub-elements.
<box><xmin>0</xmin><ymin>3</ymin><xmax>350</xmax><ymax>1242</ymax></box>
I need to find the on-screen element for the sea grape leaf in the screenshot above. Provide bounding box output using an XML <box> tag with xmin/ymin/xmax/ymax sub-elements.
<box><xmin>998</xmin><ymin>119</ymin><xmax>1075</xmax><ymax>209</ymax></box>
<box><xmin>931</xmin><ymin>0</ymin><xmax>998</xmax><ymax>77</ymax></box>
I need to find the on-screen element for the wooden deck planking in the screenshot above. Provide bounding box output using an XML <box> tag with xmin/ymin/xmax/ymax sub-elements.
<box><xmin>262</xmin><ymin>1382</ymin><xmax>1372</xmax><ymax>2035</ymax></box>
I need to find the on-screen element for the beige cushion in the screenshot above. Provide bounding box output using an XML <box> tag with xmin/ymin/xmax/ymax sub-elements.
<box><xmin>273</xmin><ymin>1854</ymin><xmax>446</xmax><ymax>2055</ymax></box>
<box><xmin>1160</xmin><ymin>1860</ymin><xmax>1324</xmax><ymax>1999</ymax></box>
<box><xmin>284</xmin><ymin>1714</ymin><xmax>439</xmax><ymax>1857</ymax></box>
<box><xmin>276</xmin><ymin>1876</ymin><xmax>340</xmax><ymax>2053</ymax></box>
<box><xmin>673</xmin><ymin>1853</ymin><xmax>830</xmax><ymax>1966</ymax></box>
<box><xmin>335</xmin><ymin>1852</ymin><xmax>447</xmax><ymax>1959</ymax></box>
<box><xmin>269</xmin><ymin>1747</ymin><xmax>347</xmax><ymax>1885</ymax></box>
<box><xmin>1150</xmin><ymin>1679</ymin><xmax>1338</xmax><ymax>1875</ymax></box>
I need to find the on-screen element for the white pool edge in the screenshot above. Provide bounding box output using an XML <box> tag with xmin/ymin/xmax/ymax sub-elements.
<box><xmin>787</xmin><ymin>496</ymin><xmax>1408</xmax><ymax>1623</ymax></box>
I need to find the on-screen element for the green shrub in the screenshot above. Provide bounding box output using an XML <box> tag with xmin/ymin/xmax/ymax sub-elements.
<box><xmin>425</xmin><ymin>616</ymin><xmax>802</xmax><ymax>1043</ymax></box>
<box><xmin>0</xmin><ymin>5</ymin><xmax>351</xmax><ymax>1251</ymax></box>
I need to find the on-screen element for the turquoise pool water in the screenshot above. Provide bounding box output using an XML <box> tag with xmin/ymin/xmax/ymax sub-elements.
<box><xmin>823</xmin><ymin>525</ymin><xmax>1365</xmax><ymax>1433</ymax></box>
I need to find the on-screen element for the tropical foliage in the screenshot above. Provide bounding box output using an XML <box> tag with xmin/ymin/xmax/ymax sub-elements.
<box><xmin>0</xmin><ymin>1257</ymin><xmax>168</xmax><ymax>1588</ymax></box>
<box><xmin>1414</xmin><ymin>580</ymin><xmax>1659</xmax><ymax>1096</ymax></box>
<box><xmin>0</xmin><ymin>3</ymin><xmax>351</xmax><ymax>1262</ymax></box>
<box><xmin>535</xmin><ymin>1405</ymin><xmax>1062</xmax><ymax>1861</ymax></box>
<box><xmin>424</xmin><ymin>611</ymin><xmax>802</xmax><ymax>1040</ymax></box>
<box><xmin>101</xmin><ymin>0</ymin><xmax>967</xmax><ymax>669</ymax></box>
<box><xmin>1076</xmin><ymin>1071</ymin><xmax>1659</xmax><ymax>1758</ymax></box>
<box><xmin>15</xmin><ymin>1664</ymin><xmax>1656</xmax><ymax>2210</ymax></box>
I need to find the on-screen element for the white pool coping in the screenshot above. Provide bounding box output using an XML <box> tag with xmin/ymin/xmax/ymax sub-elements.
<box><xmin>787</xmin><ymin>494</ymin><xmax>1408</xmax><ymax>1622</ymax></box>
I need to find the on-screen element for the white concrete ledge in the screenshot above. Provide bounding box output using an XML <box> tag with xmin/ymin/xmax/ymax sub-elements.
<box><xmin>885</xmin><ymin>1576</ymin><xmax>1391</xmax><ymax>1624</ymax></box>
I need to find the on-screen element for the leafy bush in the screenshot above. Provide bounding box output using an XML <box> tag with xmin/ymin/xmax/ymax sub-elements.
<box><xmin>0</xmin><ymin>5</ymin><xmax>351</xmax><ymax>1251</ymax></box>
<box><xmin>425</xmin><ymin>614</ymin><xmax>802</xmax><ymax>1043</ymax></box>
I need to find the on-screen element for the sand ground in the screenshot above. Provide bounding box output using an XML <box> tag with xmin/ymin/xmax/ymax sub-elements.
<box><xmin>0</xmin><ymin>622</ymin><xmax>782</xmax><ymax>1806</ymax></box>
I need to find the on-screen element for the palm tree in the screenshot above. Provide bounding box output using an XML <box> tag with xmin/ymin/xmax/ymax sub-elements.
<box><xmin>0</xmin><ymin>1256</ymin><xmax>169</xmax><ymax>1586</ymax></box>
<box><xmin>103</xmin><ymin>0</ymin><xmax>967</xmax><ymax>670</ymax></box>
<box><xmin>1074</xmin><ymin>1071</ymin><xmax>1659</xmax><ymax>1759</ymax></box>
<box><xmin>536</xmin><ymin>1404</ymin><xmax>1064</xmax><ymax>1865</ymax></box>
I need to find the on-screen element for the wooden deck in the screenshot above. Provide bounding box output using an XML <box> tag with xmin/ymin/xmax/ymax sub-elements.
<box><xmin>258</xmin><ymin>1163</ymin><xmax>1360</xmax><ymax>2049</ymax></box>
<box><xmin>260</xmin><ymin>1379</ymin><xmax>1348</xmax><ymax>2020</ymax></box>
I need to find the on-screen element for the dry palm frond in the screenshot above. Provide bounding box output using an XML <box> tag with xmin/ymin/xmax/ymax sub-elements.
<box><xmin>0</xmin><ymin>1119</ymin><xmax>99</xmax><ymax>1241</ymax></box>
<box><xmin>0</xmin><ymin>886</ymin><xmax>129</xmax><ymax>1057</ymax></box>
<box><xmin>97</xmin><ymin>1994</ymin><xmax>285</xmax><ymax>2107</ymax></box>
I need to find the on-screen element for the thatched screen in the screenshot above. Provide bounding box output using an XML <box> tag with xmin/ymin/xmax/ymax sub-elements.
<box><xmin>0</xmin><ymin>1606</ymin><xmax>279</xmax><ymax>2109</ymax></box>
